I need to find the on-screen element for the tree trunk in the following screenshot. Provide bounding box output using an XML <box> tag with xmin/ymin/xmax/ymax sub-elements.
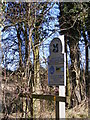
<box><xmin>65</xmin><ymin>35</ymin><xmax>71</xmax><ymax>108</ymax></box>
<box><xmin>32</xmin><ymin>3</ymin><xmax>41</xmax><ymax>117</ymax></box>
<box><xmin>25</xmin><ymin>23</ymin><xmax>28</xmax><ymax>65</ymax></box>
<box><xmin>32</xmin><ymin>36</ymin><xmax>41</xmax><ymax>118</ymax></box>
<box><xmin>69</xmin><ymin>39</ymin><xmax>81</xmax><ymax>107</ymax></box>
<box><xmin>17</xmin><ymin>28</ymin><xmax>22</xmax><ymax>68</ymax></box>
<box><xmin>83</xmin><ymin>30</ymin><xmax>88</xmax><ymax>97</ymax></box>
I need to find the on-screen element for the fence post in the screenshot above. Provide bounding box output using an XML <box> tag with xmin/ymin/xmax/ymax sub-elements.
<box><xmin>56</xmin><ymin>101</ymin><xmax>59</xmax><ymax>119</ymax></box>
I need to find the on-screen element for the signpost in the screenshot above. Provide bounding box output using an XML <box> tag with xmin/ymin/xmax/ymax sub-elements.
<box><xmin>48</xmin><ymin>36</ymin><xmax>66</xmax><ymax>118</ymax></box>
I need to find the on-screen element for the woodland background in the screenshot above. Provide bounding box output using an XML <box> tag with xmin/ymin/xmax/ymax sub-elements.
<box><xmin>0</xmin><ymin>1</ymin><xmax>90</xmax><ymax>118</ymax></box>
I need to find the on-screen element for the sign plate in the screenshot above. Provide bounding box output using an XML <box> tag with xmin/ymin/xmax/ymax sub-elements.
<box><xmin>48</xmin><ymin>54</ymin><xmax>64</xmax><ymax>65</ymax></box>
<box><xmin>48</xmin><ymin>37</ymin><xmax>65</xmax><ymax>86</ymax></box>
<box><xmin>48</xmin><ymin>67</ymin><xmax>64</xmax><ymax>85</ymax></box>
<box><xmin>48</xmin><ymin>56</ymin><xmax>64</xmax><ymax>86</ymax></box>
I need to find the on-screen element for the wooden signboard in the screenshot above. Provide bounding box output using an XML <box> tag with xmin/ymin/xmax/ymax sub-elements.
<box><xmin>48</xmin><ymin>38</ymin><xmax>64</xmax><ymax>86</ymax></box>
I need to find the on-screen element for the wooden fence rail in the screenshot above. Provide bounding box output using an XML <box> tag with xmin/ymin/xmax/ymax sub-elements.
<box><xmin>32</xmin><ymin>94</ymin><xmax>66</xmax><ymax>102</ymax></box>
<box><xmin>19</xmin><ymin>93</ymin><xmax>66</xmax><ymax>102</ymax></box>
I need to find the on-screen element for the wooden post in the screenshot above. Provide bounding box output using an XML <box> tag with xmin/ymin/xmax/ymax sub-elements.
<box><xmin>55</xmin><ymin>86</ymin><xmax>59</xmax><ymax>119</ymax></box>
<box><xmin>56</xmin><ymin>101</ymin><xmax>59</xmax><ymax>119</ymax></box>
